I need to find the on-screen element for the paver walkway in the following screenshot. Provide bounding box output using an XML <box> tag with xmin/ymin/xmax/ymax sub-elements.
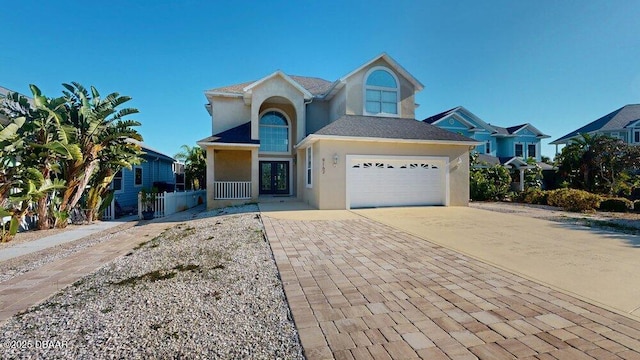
<box><xmin>262</xmin><ymin>214</ymin><xmax>640</xmax><ymax>360</ymax></box>
<box><xmin>0</xmin><ymin>207</ymin><xmax>202</xmax><ymax>325</ymax></box>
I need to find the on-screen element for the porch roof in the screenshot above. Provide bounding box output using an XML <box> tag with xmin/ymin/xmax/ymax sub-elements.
<box><xmin>196</xmin><ymin>121</ymin><xmax>259</xmax><ymax>146</ymax></box>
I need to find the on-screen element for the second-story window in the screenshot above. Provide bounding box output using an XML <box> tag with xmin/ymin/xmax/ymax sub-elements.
<box><xmin>485</xmin><ymin>141</ymin><xmax>491</xmax><ymax>154</ymax></box>
<box><xmin>527</xmin><ymin>144</ymin><xmax>536</xmax><ymax>158</ymax></box>
<box><xmin>259</xmin><ymin>111</ymin><xmax>289</xmax><ymax>153</ymax></box>
<box><xmin>515</xmin><ymin>143</ymin><xmax>524</xmax><ymax>157</ymax></box>
<box><xmin>364</xmin><ymin>67</ymin><xmax>399</xmax><ymax>116</ymax></box>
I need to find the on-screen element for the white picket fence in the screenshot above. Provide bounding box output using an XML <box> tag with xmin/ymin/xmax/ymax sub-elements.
<box><xmin>137</xmin><ymin>190</ymin><xmax>206</xmax><ymax>219</ymax></box>
<box><xmin>102</xmin><ymin>198</ymin><xmax>116</xmax><ymax>220</ymax></box>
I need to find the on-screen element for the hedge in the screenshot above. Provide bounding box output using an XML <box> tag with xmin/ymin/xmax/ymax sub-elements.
<box><xmin>547</xmin><ymin>188</ymin><xmax>601</xmax><ymax>212</ymax></box>
<box><xmin>599</xmin><ymin>198</ymin><xmax>633</xmax><ymax>212</ymax></box>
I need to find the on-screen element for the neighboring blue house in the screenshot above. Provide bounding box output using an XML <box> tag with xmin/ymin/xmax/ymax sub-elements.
<box><xmin>550</xmin><ymin>104</ymin><xmax>640</xmax><ymax>151</ymax></box>
<box><xmin>111</xmin><ymin>140</ymin><xmax>178</xmax><ymax>213</ymax></box>
<box><xmin>423</xmin><ymin>106</ymin><xmax>551</xmax><ymax>190</ymax></box>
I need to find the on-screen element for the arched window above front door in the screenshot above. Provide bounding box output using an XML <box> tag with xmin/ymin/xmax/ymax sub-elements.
<box><xmin>259</xmin><ymin>111</ymin><xmax>289</xmax><ymax>152</ymax></box>
<box><xmin>364</xmin><ymin>67</ymin><xmax>399</xmax><ymax>116</ymax></box>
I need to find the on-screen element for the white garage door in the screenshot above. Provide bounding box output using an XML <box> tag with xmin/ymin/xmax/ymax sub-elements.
<box><xmin>347</xmin><ymin>156</ymin><xmax>447</xmax><ymax>209</ymax></box>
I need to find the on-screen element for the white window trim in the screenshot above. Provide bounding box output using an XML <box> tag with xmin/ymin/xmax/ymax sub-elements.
<box><xmin>112</xmin><ymin>170</ymin><xmax>124</xmax><ymax>194</ymax></box>
<box><xmin>134</xmin><ymin>166</ymin><xmax>143</xmax><ymax>187</ymax></box>
<box><xmin>305</xmin><ymin>147</ymin><xmax>313</xmax><ymax>188</ymax></box>
<box><xmin>362</xmin><ymin>66</ymin><xmax>401</xmax><ymax>117</ymax></box>
<box><xmin>527</xmin><ymin>143</ymin><xmax>537</xmax><ymax>159</ymax></box>
<box><xmin>633</xmin><ymin>129</ymin><xmax>640</xmax><ymax>143</ymax></box>
<box><xmin>514</xmin><ymin>142</ymin><xmax>524</xmax><ymax>158</ymax></box>
<box><xmin>258</xmin><ymin>108</ymin><xmax>291</xmax><ymax>154</ymax></box>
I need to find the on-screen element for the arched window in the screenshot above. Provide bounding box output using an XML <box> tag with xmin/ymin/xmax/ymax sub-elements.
<box><xmin>364</xmin><ymin>67</ymin><xmax>399</xmax><ymax>116</ymax></box>
<box><xmin>259</xmin><ymin>111</ymin><xmax>289</xmax><ymax>152</ymax></box>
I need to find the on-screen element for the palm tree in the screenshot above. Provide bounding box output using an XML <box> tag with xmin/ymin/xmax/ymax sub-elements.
<box><xmin>6</xmin><ymin>86</ymin><xmax>79</xmax><ymax>230</ymax></box>
<box><xmin>57</xmin><ymin>82</ymin><xmax>143</xmax><ymax>221</ymax></box>
<box><xmin>174</xmin><ymin>144</ymin><xmax>206</xmax><ymax>190</ymax></box>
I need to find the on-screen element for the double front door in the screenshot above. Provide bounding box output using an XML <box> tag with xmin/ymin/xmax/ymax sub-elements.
<box><xmin>259</xmin><ymin>161</ymin><xmax>289</xmax><ymax>195</ymax></box>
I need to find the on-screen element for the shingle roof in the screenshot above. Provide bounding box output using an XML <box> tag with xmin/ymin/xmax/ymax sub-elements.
<box><xmin>197</xmin><ymin>122</ymin><xmax>259</xmax><ymax>145</ymax></box>
<box><xmin>314</xmin><ymin>115</ymin><xmax>476</xmax><ymax>142</ymax></box>
<box><xmin>207</xmin><ymin>75</ymin><xmax>333</xmax><ymax>97</ymax></box>
<box><xmin>422</xmin><ymin>106</ymin><xmax>459</xmax><ymax>124</ymax></box>
<box><xmin>551</xmin><ymin>104</ymin><xmax>640</xmax><ymax>144</ymax></box>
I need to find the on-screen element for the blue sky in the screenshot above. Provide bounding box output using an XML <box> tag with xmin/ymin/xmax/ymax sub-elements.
<box><xmin>2</xmin><ymin>0</ymin><xmax>639</xmax><ymax>158</ymax></box>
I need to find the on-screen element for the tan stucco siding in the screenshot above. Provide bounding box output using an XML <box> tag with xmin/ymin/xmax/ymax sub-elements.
<box><xmin>209</xmin><ymin>97</ymin><xmax>250</xmax><ymax>135</ymax></box>
<box><xmin>249</xmin><ymin>76</ymin><xmax>306</xmax><ymax>143</ymax></box>
<box><xmin>306</xmin><ymin>101</ymin><xmax>330</xmax><ymax>135</ymax></box>
<box><xmin>328</xmin><ymin>86</ymin><xmax>347</xmax><ymax>123</ymax></box>
<box><xmin>342</xmin><ymin>58</ymin><xmax>416</xmax><ymax>119</ymax></box>
<box><xmin>214</xmin><ymin>150</ymin><xmax>251</xmax><ymax>181</ymax></box>
<box><xmin>303</xmin><ymin>140</ymin><xmax>470</xmax><ymax>209</ymax></box>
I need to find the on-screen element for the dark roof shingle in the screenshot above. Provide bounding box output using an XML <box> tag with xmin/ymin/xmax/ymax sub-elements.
<box><xmin>314</xmin><ymin>115</ymin><xmax>476</xmax><ymax>142</ymax></box>
<box><xmin>552</xmin><ymin>104</ymin><xmax>640</xmax><ymax>144</ymax></box>
<box><xmin>207</xmin><ymin>75</ymin><xmax>333</xmax><ymax>97</ymax></box>
<box><xmin>197</xmin><ymin>122</ymin><xmax>259</xmax><ymax>145</ymax></box>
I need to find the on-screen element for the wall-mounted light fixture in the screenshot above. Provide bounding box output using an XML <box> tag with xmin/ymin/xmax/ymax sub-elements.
<box><xmin>333</xmin><ymin>154</ymin><xmax>339</xmax><ymax>167</ymax></box>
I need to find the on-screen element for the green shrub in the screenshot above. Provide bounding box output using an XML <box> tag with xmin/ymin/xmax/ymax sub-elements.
<box><xmin>633</xmin><ymin>200</ymin><xmax>640</xmax><ymax>213</ymax></box>
<box><xmin>598</xmin><ymin>198</ymin><xmax>633</xmax><ymax>212</ymax></box>
<box><xmin>547</xmin><ymin>188</ymin><xmax>601</xmax><ymax>212</ymax></box>
<box><xmin>469</xmin><ymin>164</ymin><xmax>511</xmax><ymax>201</ymax></box>
<box><xmin>520</xmin><ymin>188</ymin><xmax>548</xmax><ymax>205</ymax></box>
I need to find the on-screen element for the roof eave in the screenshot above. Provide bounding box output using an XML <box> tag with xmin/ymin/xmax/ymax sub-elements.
<box><xmin>295</xmin><ymin>134</ymin><xmax>481</xmax><ymax>149</ymax></box>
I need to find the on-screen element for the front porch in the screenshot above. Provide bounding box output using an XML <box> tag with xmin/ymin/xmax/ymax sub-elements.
<box><xmin>204</xmin><ymin>146</ymin><xmax>296</xmax><ymax>209</ymax></box>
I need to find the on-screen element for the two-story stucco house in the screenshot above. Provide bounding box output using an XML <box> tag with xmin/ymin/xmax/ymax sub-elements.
<box><xmin>550</xmin><ymin>104</ymin><xmax>640</xmax><ymax>150</ymax></box>
<box><xmin>197</xmin><ymin>54</ymin><xmax>480</xmax><ymax>210</ymax></box>
<box><xmin>423</xmin><ymin>106</ymin><xmax>551</xmax><ymax>190</ymax></box>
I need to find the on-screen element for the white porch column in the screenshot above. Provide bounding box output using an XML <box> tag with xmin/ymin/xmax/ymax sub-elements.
<box><xmin>206</xmin><ymin>147</ymin><xmax>215</xmax><ymax>208</ymax></box>
<box><xmin>251</xmin><ymin>148</ymin><xmax>259</xmax><ymax>201</ymax></box>
<box><xmin>519</xmin><ymin>168</ymin><xmax>525</xmax><ymax>191</ymax></box>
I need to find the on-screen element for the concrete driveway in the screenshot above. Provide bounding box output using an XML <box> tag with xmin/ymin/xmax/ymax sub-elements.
<box><xmin>354</xmin><ymin>206</ymin><xmax>640</xmax><ymax>320</ymax></box>
<box><xmin>262</xmin><ymin>202</ymin><xmax>640</xmax><ymax>359</ymax></box>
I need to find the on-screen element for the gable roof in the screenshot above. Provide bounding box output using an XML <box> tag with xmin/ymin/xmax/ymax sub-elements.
<box><xmin>551</xmin><ymin>104</ymin><xmax>640</xmax><ymax>144</ymax></box>
<box><xmin>311</xmin><ymin>115</ymin><xmax>476</xmax><ymax>143</ymax></box>
<box><xmin>206</xmin><ymin>75</ymin><xmax>332</xmax><ymax>97</ymax></box>
<box><xmin>422</xmin><ymin>106</ymin><xmax>459</xmax><ymax>124</ymax></box>
<box><xmin>196</xmin><ymin>122</ymin><xmax>259</xmax><ymax>146</ymax></box>
<box><xmin>336</xmin><ymin>53</ymin><xmax>424</xmax><ymax>92</ymax></box>
<box><xmin>424</xmin><ymin>106</ymin><xmax>550</xmax><ymax>138</ymax></box>
<box><xmin>127</xmin><ymin>139</ymin><xmax>176</xmax><ymax>163</ymax></box>
<box><xmin>242</xmin><ymin>71</ymin><xmax>314</xmax><ymax>99</ymax></box>
<box><xmin>205</xmin><ymin>53</ymin><xmax>421</xmax><ymax>101</ymax></box>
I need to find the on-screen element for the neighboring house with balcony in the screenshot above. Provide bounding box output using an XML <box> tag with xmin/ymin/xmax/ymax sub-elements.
<box><xmin>550</xmin><ymin>104</ymin><xmax>640</xmax><ymax>151</ymax></box>
<box><xmin>197</xmin><ymin>53</ymin><xmax>479</xmax><ymax>210</ymax></box>
<box><xmin>423</xmin><ymin>106</ymin><xmax>551</xmax><ymax>190</ymax></box>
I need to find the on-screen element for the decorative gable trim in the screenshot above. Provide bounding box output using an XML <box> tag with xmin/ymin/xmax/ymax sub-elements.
<box><xmin>512</xmin><ymin>123</ymin><xmax>551</xmax><ymax>138</ymax></box>
<box><xmin>339</xmin><ymin>53</ymin><xmax>424</xmax><ymax>92</ymax></box>
<box><xmin>242</xmin><ymin>71</ymin><xmax>313</xmax><ymax>101</ymax></box>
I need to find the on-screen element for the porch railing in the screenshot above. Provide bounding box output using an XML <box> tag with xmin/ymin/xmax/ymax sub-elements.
<box><xmin>214</xmin><ymin>181</ymin><xmax>251</xmax><ymax>200</ymax></box>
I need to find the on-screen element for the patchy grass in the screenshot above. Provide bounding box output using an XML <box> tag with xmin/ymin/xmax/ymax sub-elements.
<box><xmin>113</xmin><ymin>269</ymin><xmax>177</xmax><ymax>286</ymax></box>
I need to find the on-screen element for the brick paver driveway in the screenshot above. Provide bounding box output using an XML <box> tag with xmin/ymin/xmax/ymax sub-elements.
<box><xmin>262</xmin><ymin>214</ymin><xmax>640</xmax><ymax>360</ymax></box>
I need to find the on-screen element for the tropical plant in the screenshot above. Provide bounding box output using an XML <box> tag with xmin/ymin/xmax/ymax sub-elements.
<box><xmin>556</xmin><ymin>133</ymin><xmax>640</xmax><ymax>195</ymax></box>
<box><xmin>523</xmin><ymin>157</ymin><xmax>543</xmax><ymax>190</ymax></box>
<box><xmin>174</xmin><ymin>144</ymin><xmax>206</xmax><ymax>190</ymax></box>
<box><xmin>469</xmin><ymin>153</ymin><xmax>511</xmax><ymax>201</ymax></box>
<box><xmin>57</xmin><ymin>82</ymin><xmax>143</xmax><ymax>221</ymax></box>
<box><xmin>1</xmin><ymin>87</ymin><xmax>78</xmax><ymax>230</ymax></box>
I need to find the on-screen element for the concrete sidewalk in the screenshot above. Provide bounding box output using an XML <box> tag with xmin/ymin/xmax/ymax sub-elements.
<box><xmin>0</xmin><ymin>215</ymin><xmax>137</xmax><ymax>262</ymax></box>
<box><xmin>0</xmin><ymin>206</ymin><xmax>204</xmax><ymax>325</ymax></box>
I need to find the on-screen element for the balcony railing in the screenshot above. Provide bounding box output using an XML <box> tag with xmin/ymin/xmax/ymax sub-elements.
<box><xmin>214</xmin><ymin>181</ymin><xmax>252</xmax><ymax>200</ymax></box>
